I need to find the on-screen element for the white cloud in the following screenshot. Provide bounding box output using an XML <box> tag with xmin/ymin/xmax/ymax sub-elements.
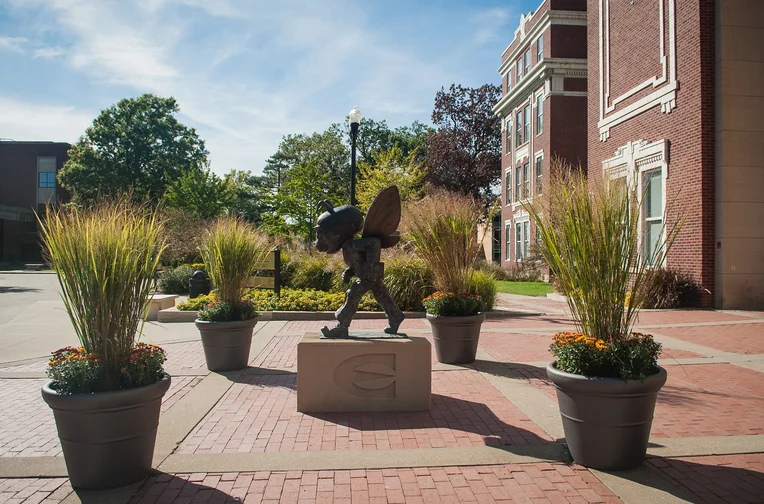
<box><xmin>0</xmin><ymin>96</ymin><xmax>92</xmax><ymax>143</ymax></box>
<box><xmin>33</xmin><ymin>46</ymin><xmax>66</xmax><ymax>59</ymax></box>
<box><xmin>0</xmin><ymin>36</ymin><xmax>27</xmax><ymax>53</ymax></box>
<box><xmin>470</xmin><ymin>8</ymin><xmax>511</xmax><ymax>45</ymax></box>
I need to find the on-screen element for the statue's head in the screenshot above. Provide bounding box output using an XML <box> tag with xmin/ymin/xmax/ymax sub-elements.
<box><xmin>314</xmin><ymin>201</ymin><xmax>363</xmax><ymax>254</ymax></box>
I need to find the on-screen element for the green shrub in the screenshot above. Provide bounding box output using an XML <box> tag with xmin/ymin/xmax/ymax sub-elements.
<box><xmin>179</xmin><ymin>288</ymin><xmax>383</xmax><ymax>312</ymax></box>
<box><xmin>198</xmin><ymin>300</ymin><xmax>257</xmax><ymax>322</ymax></box>
<box><xmin>178</xmin><ymin>293</ymin><xmax>214</xmax><ymax>311</ymax></box>
<box><xmin>639</xmin><ymin>268</ymin><xmax>702</xmax><ymax>309</ymax></box>
<box><xmin>467</xmin><ymin>269</ymin><xmax>497</xmax><ymax>311</ymax></box>
<box><xmin>382</xmin><ymin>251</ymin><xmax>435</xmax><ymax>311</ymax></box>
<box><xmin>422</xmin><ymin>292</ymin><xmax>482</xmax><ymax>317</ymax></box>
<box><xmin>287</xmin><ymin>253</ymin><xmax>336</xmax><ymax>291</ymax></box>
<box><xmin>157</xmin><ymin>264</ymin><xmax>195</xmax><ymax>294</ymax></box>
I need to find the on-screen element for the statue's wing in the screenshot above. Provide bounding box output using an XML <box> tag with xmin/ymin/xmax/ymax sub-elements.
<box><xmin>362</xmin><ymin>186</ymin><xmax>401</xmax><ymax>241</ymax></box>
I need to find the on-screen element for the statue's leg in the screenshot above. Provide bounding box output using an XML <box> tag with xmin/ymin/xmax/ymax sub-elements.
<box><xmin>321</xmin><ymin>280</ymin><xmax>365</xmax><ymax>338</ymax></box>
<box><xmin>371</xmin><ymin>282</ymin><xmax>405</xmax><ymax>334</ymax></box>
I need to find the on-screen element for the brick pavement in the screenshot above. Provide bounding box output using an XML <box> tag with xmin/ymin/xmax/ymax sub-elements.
<box><xmin>178</xmin><ymin>370</ymin><xmax>551</xmax><ymax>455</ymax></box>
<box><xmin>126</xmin><ymin>464</ymin><xmax>623</xmax><ymax>504</ymax></box>
<box><xmin>0</xmin><ymin>303</ymin><xmax>762</xmax><ymax>503</ymax></box>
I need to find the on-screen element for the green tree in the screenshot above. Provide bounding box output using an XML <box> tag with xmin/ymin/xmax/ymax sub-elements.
<box><xmin>164</xmin><ymin>168</ymin><xmax>234</xmax><ymax>220</ymax></box>
<box><xmin>260</xmin><ymin>160</ymin><xmax>336</xmax><ymax>241</ymax></box>
<box><xmin>58</xmin><ymin>94</ymin><xmax>208</xmax><ymax>204</ymax></box>
<box><xmin>356</xmin><ymin>145</ymin><xmax>426</xmax><ymax>212</ymax></box>
<box><xmin>349</xmin><ymin>118</ymin><xmax>433</xmax><ymax>167</ymax></box>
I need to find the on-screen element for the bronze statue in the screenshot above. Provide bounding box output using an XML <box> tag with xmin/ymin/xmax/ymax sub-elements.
<box><xmin>314</xmin><ymin>186</ymin><xmax>404</xmax><ymax>338</ymax></box>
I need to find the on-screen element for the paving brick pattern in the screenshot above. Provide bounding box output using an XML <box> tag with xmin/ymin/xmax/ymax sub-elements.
<box><xmin>0</xmin><ymin>478</ymin><xmax>71</xmax><ymax>503</ymax></box>
<box><xmin>480</xmin><ymin>332</ymin><xmax>556</xmax><ymax>363</ymax></box>
<box><xmin>281</xmin><ymin>319</ymin><xmax>428</xmax><ymax>333</ymax></box>
<box><xmin>178</xmin><ymin>370</ymin><xmax>551</xmax><ymax>455</ymax></box>
<box><xmin>162</xmin><ymin>341</ymin><xmax>208</xmax><ymax>370</ymax></box>
<box><xmin>251</xmin><ymin>335</ymin><xmax>302</xmax><ymax>369</ymax></box>
<box><xmin>646</xmin><ymin>454</ymin><xmax>764</xmax><ymax>504</ymax></box>
<box><xmin>0</xmin><ymin>375</ymin><xmax>202</xmax><ymax>458</ymax></box>
<box><xmin>655</xmin><ymin>324</ymin><xmax>764</xmax><ymax>355</ymax></box>
<box><xmin>0</xmin><ymin>359</ymin><xmax>48</xmax><ymax>373</ymax></box>
<box><xmin>128</xmin><ymin>464</ymin><xmax>623</xmax><ymax>504</ymax></box>
<box><xmin>652</xmin><ymin>364</ymin><xmax>764</xmax><ymax>438</ymax></box>
<box><xmin>633</xmin><ymin>311</ymin><xmax>755</xmax><ymax>326</ymax></box>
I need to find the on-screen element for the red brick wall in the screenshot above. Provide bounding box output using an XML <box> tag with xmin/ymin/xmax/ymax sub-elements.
<box><xmin>550</xmin><ymin>96</ymin><xmax>588</xmax><ymax>169</ymax></box>
<box><xmin>550</xmin><ymin>25</ymin><xmax>587</xmax><ymax>58</ymax></box>
<box><xmin>550</xmin><ymin>0</ymin><xmax>586</xmax><ymax>11</ymax></box>
<box><xmin>564</xmin><ymin>78</ymin><xmax>587</xmax><ymax>92</ymax></box>
<box><xmin>587</xmin><ymin>0</ymin><xmax>716</xmax><ymax>306</ymax></box>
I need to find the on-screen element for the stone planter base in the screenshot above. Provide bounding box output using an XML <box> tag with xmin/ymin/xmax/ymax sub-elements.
<box><xmin>547</xmin><ymin>363</ymin><xmax>667</xmax><ymax>470</ymax></box>
<box><xmin>41</xmin><ymin>374</ymin><xmax>171</xmax><ymax>489</ymax></box>
<box><xmin>427</xmin><ymin>313</ymin><xmax>485</xmax><ymax>364</ymax></box>
<box><xmin>195</xmin><ymin>318</ymin><xmax>257</xmax><ymax>371</ymax></box>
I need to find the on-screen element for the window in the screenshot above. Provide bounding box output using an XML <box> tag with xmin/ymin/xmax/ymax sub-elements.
<box><xmin>506</xmin><ymin>73</ymin><xmax>511</xmax><ymax>94</ymax></box>
<box><xmin>38</xmin><ymin>172</ymin><xmax>56</xmax><ymax>188</ymax></box>
<box><xmin>505</xmin><ymin>224</ymin><xmax>511</xmax><ymax>260</ymax></box>
<box><xmin>536</xmin><ymin>95</ymin><xmax>543</xmax><ymax>135</ymax></box>
<box><xmin>536</xmin><ymin>225</ymin><xmax>541</xmax><ymax>250</ymax></box>
<box><xmin>537</xmin><ymin>35</ymin><xmax>544</xmax><ymax>62</ymax></box>
<box><xmin>523</xmin><ymin>105</ymin><xmax>530</xmax><ymax>144</ymax></box>
<box><xmin>505</xmin><ymin>120</ymin><xmax>511</xmax><ymax>154</ymax></box>
<box><xmin>516</xmin><ymin>58</ymin><xmax>523</xmax><ymax>80</ymax></box>
<box><xmin>643</xmin><ymin>169</ymin><xmax>664</xmax><ymax>264</ymax></box>
<box><xmin>515</xmin><ymin>166</ymin><xmax>522</xmax><ymax>201</ymax></box>
<box><xmin>515</xmin><ymin>112</ymin><xmax>523</xmax><ymax>147</ymax></box>
<box><xmin>523</xmin><ymin>162</ymin><xmax>530</xmax><ymax>199</ymax></box>
<box><xmin>505</xmin><ymin>171</ymin><xmax>511</xmax><ymax>205</ymax></box>
<box><xmin>536</xmin><ymin>156</ymin><xmax>543</xmax><ymax>195</ymax></box>
<box><xmin>516</xmin><ymin>221</ymin><xmax>530</xmax><ymax>261</ymax></box>
<box><xmin>524</xmin><ymin>50</ymin><xmax>531</xmax><ymax>75</ymax></box>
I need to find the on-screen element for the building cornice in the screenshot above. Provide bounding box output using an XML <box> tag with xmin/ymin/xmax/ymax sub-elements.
<box><xmin>498</xmin><ymin>10</ymin><xmax>588</xmax><ymax>75</ymax></box>
<box><xmin>493</xmin><ymin>58</ymin><xmax>588</xmax><ymax>117</ymax></box>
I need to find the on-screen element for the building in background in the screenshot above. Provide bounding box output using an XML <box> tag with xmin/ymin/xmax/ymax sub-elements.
<box><xmin>492</xmin><ymin>0</ymin><xmax>588</xmax><ymax>267</ymax></box>
<box><xmin>587</xmin><ymin>0</ymin><xmax>764</xmax><ymax>309</ymax></box>
<box><xmin>0</xmin><ymin>141</ymin><xmax>70</xmax><ymax>262</ymax></box>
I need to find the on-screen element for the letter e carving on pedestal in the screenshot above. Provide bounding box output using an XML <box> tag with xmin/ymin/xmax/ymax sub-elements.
<box><xmin>334</xmin><ymin>354</ymin><xmax>396</xmax><ymax>399</ymax></box>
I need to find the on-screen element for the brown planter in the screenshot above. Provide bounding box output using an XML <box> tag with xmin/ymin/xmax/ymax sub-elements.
<box><xmin>547</xmin><ymin>363</ymin><xmax>667</xmax><ymax>470</ymax></box>
<box><xmin>195</xmin><ymin>318</ymin><xmax>257</xmax><ymax>371</ymax></box>
<box><xmin>427</xmin><ymin>313</ymin><xmax>485</xmax><ymax>364</ymax></box>
<box><xmin>41</xmin><ymin>374</ymin><xmax>171</xmax><ymax>490</ymax></box>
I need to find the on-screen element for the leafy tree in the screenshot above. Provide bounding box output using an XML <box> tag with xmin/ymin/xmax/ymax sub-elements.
<box><xmin>425</xmin><ymin>84</ymin><xmax>502</xmax><ymax>204</ymax></box>
<box><xmin>356</xmin><ymin>145</ymin><xmax>426</xmax><ymax>212</ymax></box>
<box><xmin>58</xmin><ymin>94</ymin><xmax>208</xmax><ymax>203</ymax></box>
<box><xmin>164</xmin><ymin>168</ymin><xmax>234</xmax><ymax>220</ymax></box>
<box><xmin>260</xmin><ymin>160</ymin><xmax>337</xmax><ymax>241</ymax></box>
<box><xmin>224</xmin><ymin>170</ymin><xmax>266</xmax><ymax>223</ymax></box>
<box><xmin>348</xmin><ymin>118</ymin><xmax>433</xmax><ymax>167</ymax></box>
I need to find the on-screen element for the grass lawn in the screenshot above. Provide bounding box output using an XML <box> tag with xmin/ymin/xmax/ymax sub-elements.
<box><xmin>496</xmin><ymin>281</ymin><xmax>554</xmax><ymax>297</ymax></box>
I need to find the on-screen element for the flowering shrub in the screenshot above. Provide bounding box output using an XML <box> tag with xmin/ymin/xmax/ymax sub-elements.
<box><xmin>179</xmin><ymin>288</ymin><xmax>382</xmax><ymax>313</ymax></box>
<box><xmin>551</xmin><ymin>331</ymin><xmax>662</xmax><ymax>380</ymax></box>
<box><xmin>47</xmin><ymin>343</ymin><xmax>166</xmax><ymax>394</ymax></box>
<box><xmin>422</xmin><ymin>292</ymin><xmax>482</xmax><ymax>317</ymax></box>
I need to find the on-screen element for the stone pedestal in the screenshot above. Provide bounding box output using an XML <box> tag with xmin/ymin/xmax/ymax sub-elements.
<box><xmin>297</xmin><ymin>332</ymin><xmax>431</xmax><ymax>412</ymax></box>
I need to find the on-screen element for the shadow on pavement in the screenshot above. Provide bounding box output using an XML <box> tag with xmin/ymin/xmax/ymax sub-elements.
<box><xmin>0</xmin><ymin>285</ymin><xmax>42</xmax><ymax>294</ymax></box>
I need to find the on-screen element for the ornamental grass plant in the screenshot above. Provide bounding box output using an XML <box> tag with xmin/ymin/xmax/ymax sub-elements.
<box><xmin>401</xmin><ymin>190</ymin><xmax>485</xmax><ymax>294</ymax></box>
<box><xmin>524</xmin><ymin>167</ymin><xmax>682</xmax><ymax>379</ymax></box>
<box><xmin>38</xmin><ymin>201</ymin><xmax>166</xmax><ymax>392</ymax></box>
<box><xmin>198</xmin><ymin>217</ymin><xmax>272</xmax><ymax>321</ymax></box>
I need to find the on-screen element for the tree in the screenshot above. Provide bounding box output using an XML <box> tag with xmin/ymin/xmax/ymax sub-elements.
<box><xmin>425</xmin><ymin>84</ymin><xmax>502</xmax><ymax>204</ymax></box>
<box><xmin>347</xmin><ymin>117</ymin><xmax>433</xmax><ymax>167</ymax></box>
<box><xmin>164</xmin><ymin>168</ymin><xmax>235</xmax><ymax>220</ymax></box>
<box><xmin>356</xmin><ymin>145</ymin><xmax>426</xmax><ymax>212</ymax></box>
<box><xmin>58</xmin><ymin>94</ymin><xmax>208</xmax><ymax>203</ymax></box>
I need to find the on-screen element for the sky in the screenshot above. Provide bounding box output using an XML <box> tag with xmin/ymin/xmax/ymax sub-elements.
<box><xmin>0</xmin><ymin>0</ymin><xmax>540</xmax><ymax>175</ymax></box>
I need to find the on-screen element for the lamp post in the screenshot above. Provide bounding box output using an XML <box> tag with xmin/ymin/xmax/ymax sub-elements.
<box><xmin>349</xmin><ymin>106</ymin><xmax>361</xmax><ymax>206</ymax></box>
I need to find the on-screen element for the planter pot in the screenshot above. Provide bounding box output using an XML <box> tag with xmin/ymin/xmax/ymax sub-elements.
<box><xmin>41</xmin><ymin>374</ymin><xmax>171</xmax><ymax>490</ymax></box>
<box><xmin>195</xmin><ymin>318</ymin><xmax>257</xmax><ymax>371</ymax></box>
<box><xmin>427</xmin><ymin>313</ymin><xmax>485</xmax><ymax>364</ymax></box>
<box><xmin>547</xmin><ymin>363</ymin><xmax>667</xmax><ymax>470</ymax></box>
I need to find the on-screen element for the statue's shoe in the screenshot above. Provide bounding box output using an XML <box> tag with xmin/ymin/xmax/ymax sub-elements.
<box><xmin>383</xmin><ymin>312</ymin><xmax>406</xmax><ymax>334</ymax></box>
<box><xmin>321</xmin><ymin>325</ymin><xmax>349</xmax><ymax>338</ymax></box>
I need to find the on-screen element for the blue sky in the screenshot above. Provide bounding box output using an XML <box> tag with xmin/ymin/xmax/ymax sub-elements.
<box><xmin>0</xmin><ymin>0</ymin><xmax>539</xmax><ymax>175</ymax></box>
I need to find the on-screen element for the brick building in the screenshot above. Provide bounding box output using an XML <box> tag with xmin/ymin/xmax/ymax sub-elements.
<box><xmin>492</xmin><ymin>0</ymin><xmax>588</xmax><ymax>266</ymax></box>
<box><xmin>587</xmin><ymin>0</ymin><xmax>764</xmax><ymax>309</ymax></box>
<box><xmin>0</xmin><ymin>141</ymin><xmax>70</xmax><ymax>262</ymax></box>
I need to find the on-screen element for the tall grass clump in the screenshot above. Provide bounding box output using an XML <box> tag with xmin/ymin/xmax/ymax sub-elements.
<box><xmin>38</xmin><ymin>201</ymin><xmax>165</xmax><ymax>391</ymax></box>
<box><xmin>199</xmin><ymin>217</ymin><xmax>271</xmax><ymax>321</ymax></box>
<box><xmin>382</xmin><ymin>249</ymin><xmax>435</xmax><ymax>311</ymax></box>
<box><xmin>524</xmin><ymin>168</ymin><xmax>682</xmax><ymax>341</ymax></box>
<box><xmin>401</xmin><ymin>190</ymin><xmax>485</xmax><ymax>293</ymax></box>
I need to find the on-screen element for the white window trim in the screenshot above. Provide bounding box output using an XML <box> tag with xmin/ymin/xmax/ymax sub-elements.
<box><xmin>603</xmin><ymin>139</ymin><xmax>669</xmax><ymax>267</ymax></box>
<box><xmin>504</xmin><ymin>220</ymin><xmax>512</xmax><ymax>262</ymax></box>
<box><xmin>514</xmin><ymin>216</ymin><xmax>531</xmax><ymax>262</ymax></box>
<box><xmin>534</xmin><ymin>151</ymin><xmax>544</xmax><ymax>196</ymax></box>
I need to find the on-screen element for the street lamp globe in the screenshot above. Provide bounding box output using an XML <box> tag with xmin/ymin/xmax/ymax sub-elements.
<box><xmin>349</xmin><ymin>106</ymin><xmax>362</xmax><ymax>125</ymax></box>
